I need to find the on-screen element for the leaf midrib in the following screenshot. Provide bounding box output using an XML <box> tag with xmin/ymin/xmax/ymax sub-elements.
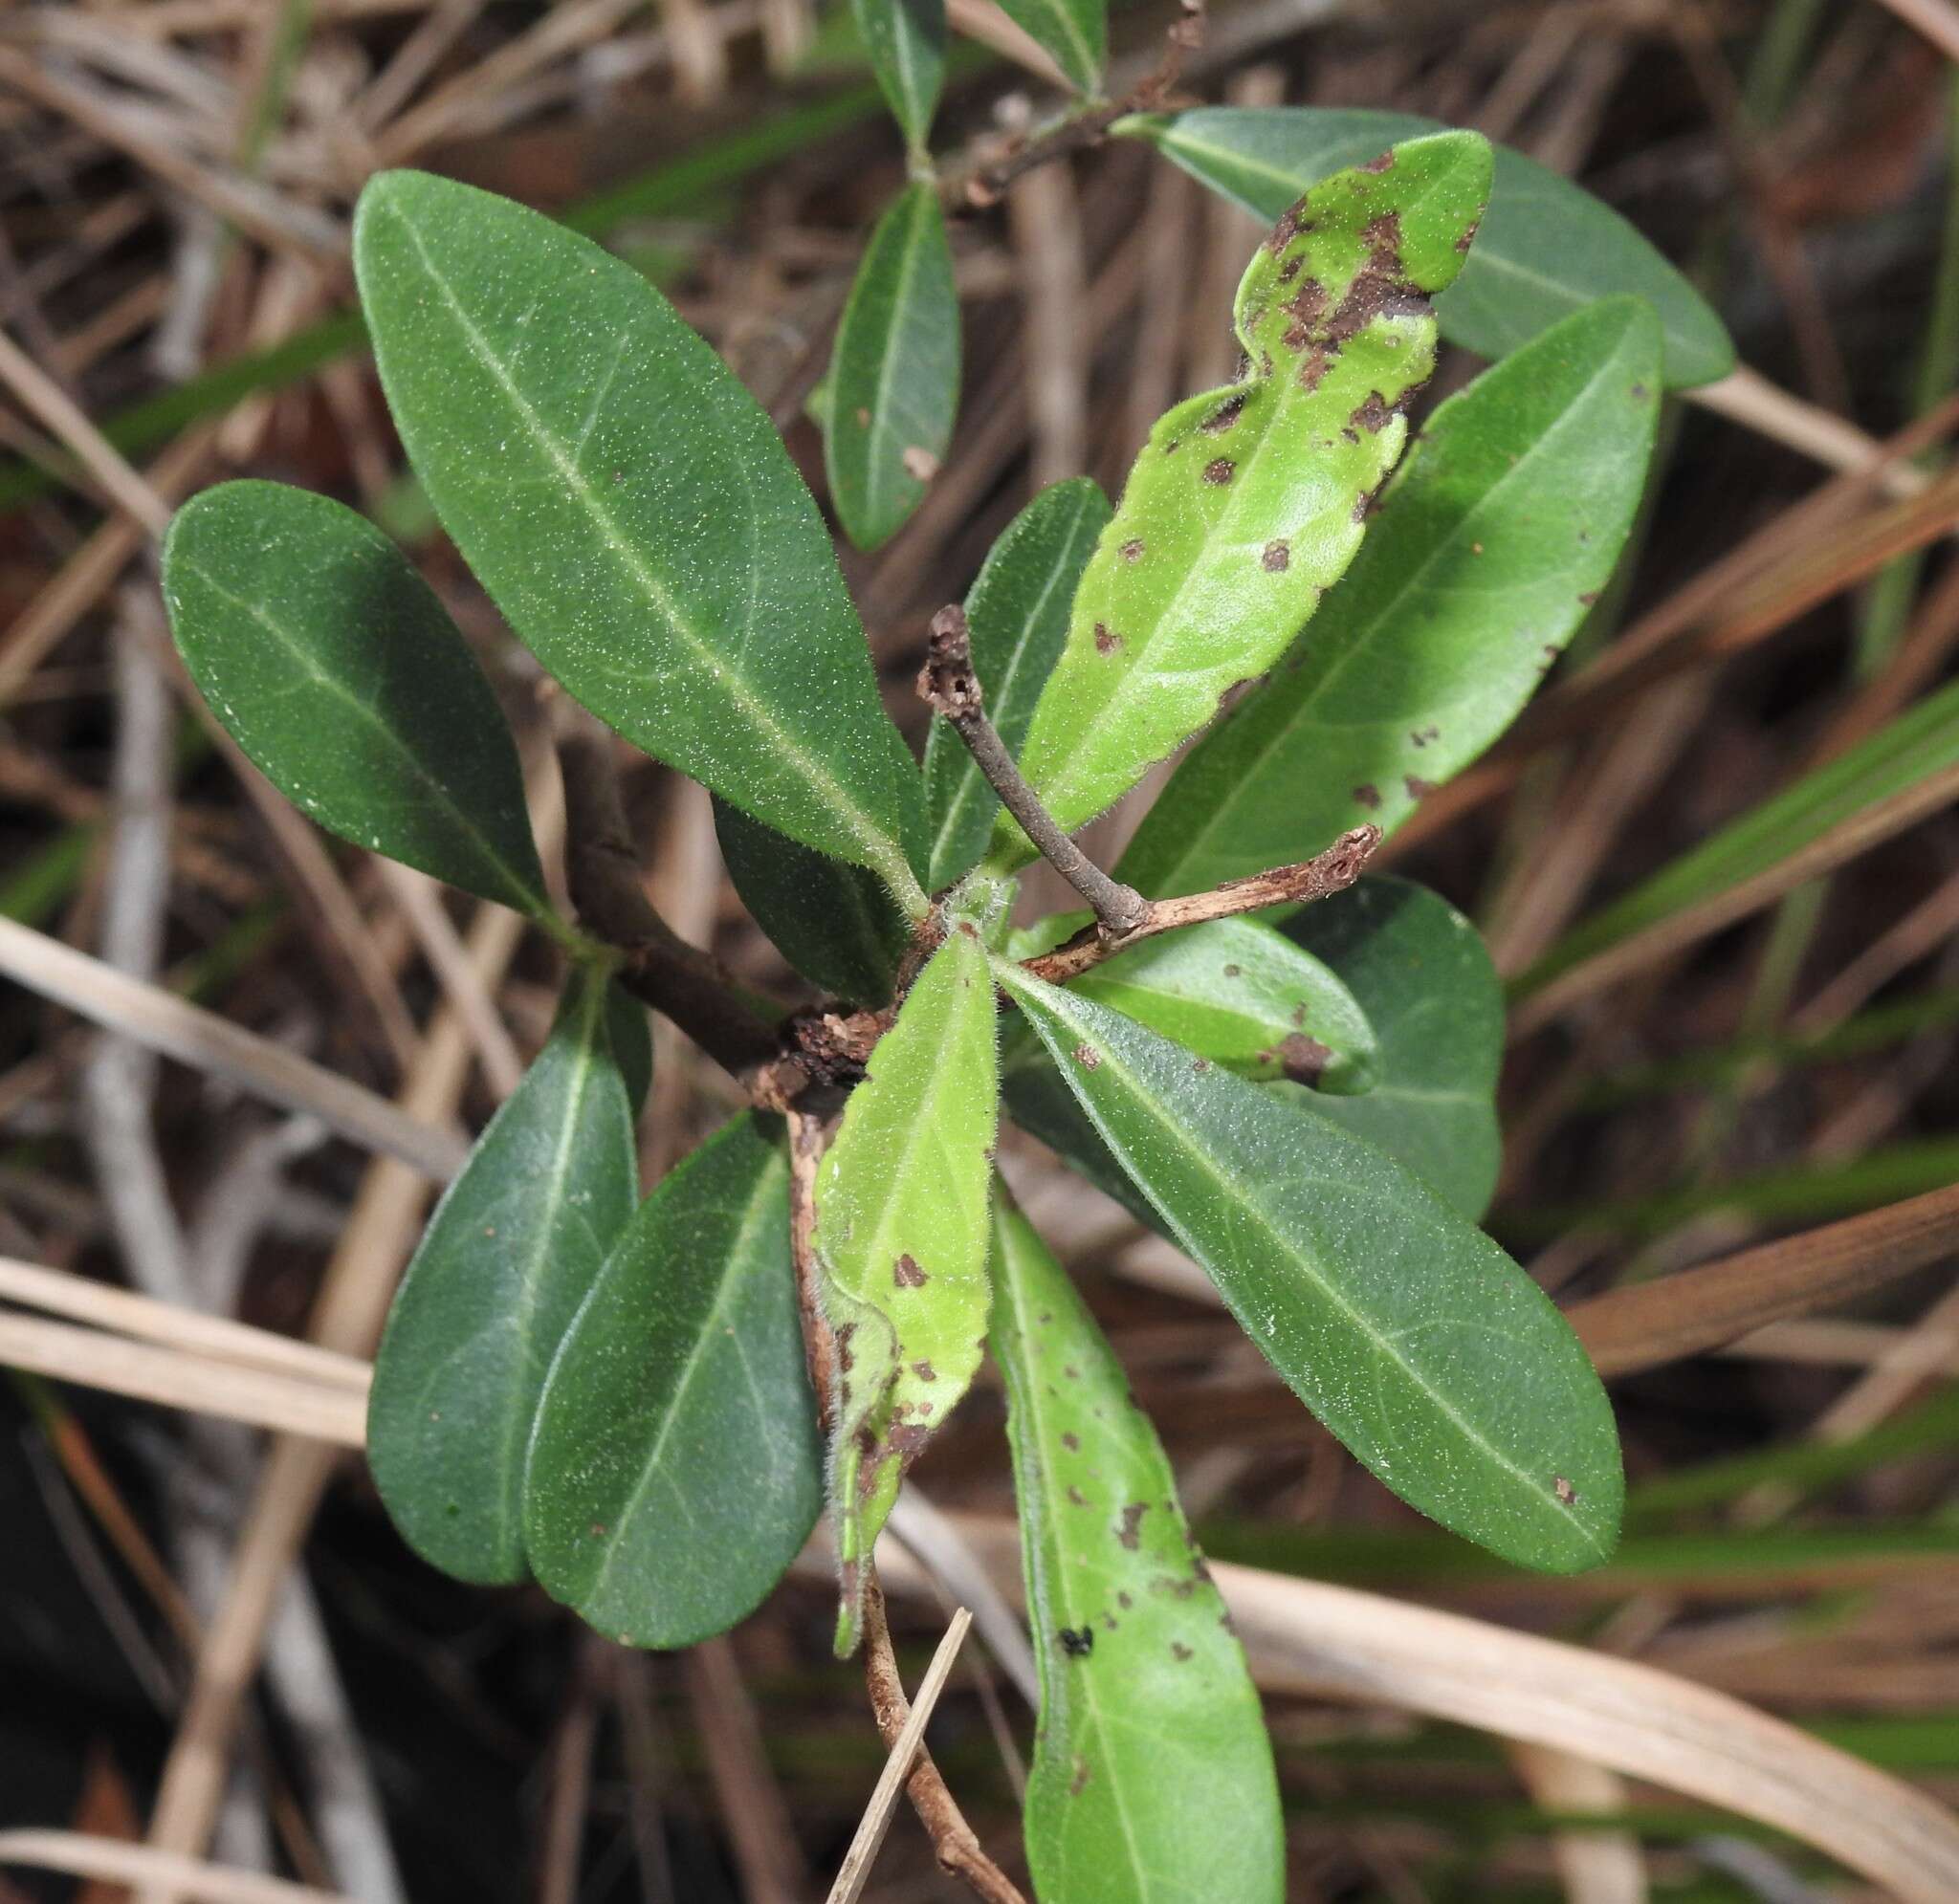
<box><xmin>378</xmin><ymin>196</ymin><xmax>920</xmax><ymax>905</ymax></box>
<box><xmin>1001</xmin><ymin>964</ymin><xmax>1597</xmax><ymax>1555</ymax></box>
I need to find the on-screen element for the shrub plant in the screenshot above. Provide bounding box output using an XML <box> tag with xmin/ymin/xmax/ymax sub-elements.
<box><xmin>159</xmin><ymin>21</ymin><xmax>1731</xmax><ymax>1891</ymax></box>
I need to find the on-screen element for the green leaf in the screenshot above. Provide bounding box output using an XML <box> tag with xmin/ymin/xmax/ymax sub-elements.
<box><xmin>162</xmin><ymin>480</ymin><xmax>549</xmax><ymax>920</ymax></box>
<box><xmin>1118</xmin><ymin>298</ymin><xmax>1662</xmax><ymax>897</ymax></box>
<box><xmin>367</xmin><ymin>967</ymin><xmax>637</xmax><ymax>1585</ymax></box>
<box><xmin>851</xmin><ymin>0</ymin><xmax>943</xmax><ymax>154</ymax></box>
<box><xmin>991</xmin><ymin>132</ymin><xmax>1491</xmax><ymax>863</ymax></box>
<box><xmin>352</xmin><ymin>169</ymin><xmax>928</xmax><ymax>908</ymax></box>
<box><xmin>814</xmin><ymin>927</ymin><xmax>999</xmax><ymax>1652</ymax></box>
<box><xmin>522</xmin><ymin>1113</ymin><xmax>822</xmax><ymax>1648</ymax></box>
<box><xmin>1516</xmin><ymin>675</ymin><xmax>1959</xmax><ymax>998</ymax></box>
<box><xmin>994</xmin><ymin>958</ymin><xmax>1621</xmax><ymax>1572</ymax></box>
<box><xmin>714</xmin><ymin>796</ymin><xmax>911</xmax><ymax>1006</ymax></box>
<box><xmin>924</xmin><ymin>478</ymin><xmax>1111</xmax><ymax>889</ymax></box>
<box><xmin>989</xmin><ymin>0</ymin><xmax>1106</xmax><ymax>96</ymax></box>
<box><xmin>1126</xmin><ymin>106</ymin><xmax>1734</xmax><ymax>388</ymax></box>
<box><xmin>605</xmin><ymin>983</ymin><xmax>654</xmax><ymax>1114</ymax></box>
<box><xmin>1280</xmin><ymin>878</ymin><xmax>1503</xmax><ymax>1218</ymax></box>
<box><xmin>1068</xmin><ymin>916</ymin><xmax>1377</xmax><ymax>1093</ymax></box>
<box><xmin>825</xmin><ymin>182</ymin><xmax>960</xmax><ymax>553</ymax></box>
<box><xmin>990</xmin><ymin>1191</ymin><xmax>1284</xmax><ymax>1903</ymax></box>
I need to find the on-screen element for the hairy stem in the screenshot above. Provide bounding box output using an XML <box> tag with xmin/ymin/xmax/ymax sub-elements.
<box><xmin>919</xmin><ymin>604</ymin><xmax>1149</xmax><ymax>934</ymax></box>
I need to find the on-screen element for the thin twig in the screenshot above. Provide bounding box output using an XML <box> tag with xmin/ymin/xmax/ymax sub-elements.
<box><xmin>919</xmin><ymin>605</ymin><xmax>1148</xmax><ymax>933</ymax></box>
<box><xmin>836</xmin><ymin>1591</ymin><xmax>1017</xmax><ymax>1904</ymax></box>
<box><xmin>1023</xmin><ymin>825</ymin><xmax>1381</xmax><ymax>983</ymax></box>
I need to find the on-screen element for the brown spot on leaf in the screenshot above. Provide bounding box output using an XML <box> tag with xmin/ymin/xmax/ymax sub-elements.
<box><xmin>1222</xmin><ymin>963</ymin><xmax>1242</xmax><ymax>978</ymax></box>
<box><xmin>1117</xmin><ymin>1502</ymin><xmax>1150</xmax><ymax>1550</ymax></box>
<box><xmin>1554</xmin><ymin>1476</ymin><xmax>1580</xmax><ymax>1506</ymax></box>
<box><xmin>1350</xmin><ymin>389</ymin><xmax>1396</xmax><ymax>434</ymax></box>
<box><xmin>1578</xmin><ymin>591</ymin><xmax>1598</xmax><ymax>605</ymax></box>
<box><xmin>1353</xmin><ymin>782</ymin><xmax>1381</xmax><ymax>809</ymax></box>
<box><xmin>1404</xmin><ymin>776</ymin><xmax>1437</xmax><ymax>799</ymax></box>
<box><xmin>1409</xmin><ymin>724</ymin><xmax>1440</xmax><ymax>748</ymax></box>
<box><xmin>1093</xmin><ymin>622</ymin><xmax>1122</xmax><ymax>655</ymax></box>
<box><xmin>911</xmin><ymin>1358</ymin><xmax>936</xmax><ymax>1382</ymax></box>
<box><xmin>1061</xmin><ymin>1432</ymin><xmax>1079</xmax><ymax>1451</ymax></box>
<box><xmin>1360</xmin><ymin>148</ymin><xmax>1396</xmax><ymax>173</ymax></box>
<box><xmin>853</xmin><ymin>405</ymin><xmax>870</xmax><ymax>427</ymax></box>
<box><xmin>893</xmin><ymin>1253</ymin><xmax>928</xmax><ymax>1288</ymax></box>
<box><xmin>1073</xmin><ymin>1043</ymin><xmax>1100</xmax><ymax>1070</ymax></box>
<box><xmin>1058</xmin><ymin>1627</ymin><xmax>1094</xmax><ymax>1657</ymax></box>
<box><xmin>1203</xmin><ymin>457</ymin><xmax>1236</xmax><ymax>485</ymax></box>
<box><xmin>1120</xmin><ymin>537</ymin><xmax>1145</xmax><ymax>562</ymax></box>
<box><xmin>1067</xmin><ymin>1485</ymin><xmax>1089</xmax><ymax>1507</ymax></box>
<box><xmin>902</xmin><ymin>445</ymin><xmax>940</xmax><ymax>482</ymax></box>
<box><xmin>1117</xmin><ymin>1591</ymin><xmax>1134</xmax><ymax>1609</ymax></box>
<box><xmin>1273</xmin><ymin>1032</ymin><xmax>1333</xmax><ymax>1086</ymax></box>
<box><xmin>1262</xmin><ymin>539</ymin><xmax>1290</xmax><ymax>572</ymax></box>
<box><xmin>1171</xmin><ymin>1641</ymin><xmax>1194</xmax><ymax>1661</ymax></box>
<box><xmin>1297</xmin><ymin>346</ymin><xmax>1332</xmax><ymax>391</ymax></box>
<box><xmin>1201</xmin><ymin>394</ymin><xmax>1247</xmax><ymax>434</ymax></box>
<box><xmin>1069</xmin><ymin>1757</ymin><xmax>1091</xmax><ymax>1796</ymax></box>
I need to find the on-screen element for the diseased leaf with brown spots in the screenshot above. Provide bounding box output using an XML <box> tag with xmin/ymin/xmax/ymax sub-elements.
<box><xmin>813</xmin><ymin>928</ymin><xmax>999</xmax><ymax>1653</ymax></box>
<box><xmin>986</xmin><ymin>130</ymin><xmax>1492</xmax><ymax>866</ymax></box>
<box><xmin>991</xmin><ymin>1189</ymin><xmax>1283</xmax><ymax>1901</ymax></box>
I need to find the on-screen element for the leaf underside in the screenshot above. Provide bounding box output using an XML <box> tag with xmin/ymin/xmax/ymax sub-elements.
<box><xmin>814</xmin><ymin>927</ymin><xmax>999</xmax><ymax>1652</ymax></box>
<box><xmin>992</xmin><ymin>131</ymin><xmax>1493</xmax><ymax>863</ymax></box>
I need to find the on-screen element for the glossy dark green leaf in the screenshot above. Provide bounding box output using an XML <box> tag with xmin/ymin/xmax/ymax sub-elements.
<box><xmin>367</xmin><ymin>967</ymin><xmax>637</xmax><ymax>1585</ymax></box>
<box><xmin>1280</xmin><ymin>878</ymin><xmax>1503</xmax><ymax>1218</ymax></box>
<box><xmin>995</xmin><ymin>958</ymin><xmax>1621</xmax><ymax>1572</ymax></box>
<box><xmin>713</xmin><ymin>796</ymin><xmax>910</xmax><ymax>1006</ymax></box>
<box><xmin>924</xmin><ymin>479</ymin><xmax>1110</xmax><ymax>890</ymax></box>
<box><xmin>991</xmin><ymin>1190</ymin><xmax>1283</xmax><ymax>1902</ymax></box>
<box><xmin>162</xmin><ymin>480</ymin><xmax>549</xmax><ymax>920</ymax></box>
<box><xmin>992</xmin><ymin>133</ymin><xmax>1491</xmax><ymax>862</ymax></box>
<box><xmin>353</xmin><ymin>169</ymin><xmax>928</xmax><ymax>907</ymax></box>
<box><xmin>990</xmin><ymin>0</ymin><xmax>1106</xmax><ymax>95</ymax></box>
<box><xmin>826</xmin><ymin>183</ymin><xmax>960</xmax><ymax>553</ymax></box>
<box><xmin>851</xmin><ymin>0</ymin><xmax>944</xmax><ymax>154</ymax></box>
<box><xmin>605</xmin><ymin>982</ymin><xmax>653</xmax><ymax>1114</ymax></box>
<box><xmin>1125</xmin><ymin>106</ymin><xmax>1734</xmax><ymax>388</ymax></box>
<box><xmin>523</xmin><ymin>1113</ymin><xmax>822</xmax><ymax>1648</ymax></box>
<box><xmin>1023</xmin><ymin>914</ymin><xmax>1377</xmax><ymax>1093</ymax></box>
<box><xmin>814</xmin><ymin>928</ymin><xmax>998</xmax><ymax>1652</ymax></box>
<box><xmin>1119</xmin><ymin>298</ymin><xmax>1662</xmax><ymax>898</ymax></box>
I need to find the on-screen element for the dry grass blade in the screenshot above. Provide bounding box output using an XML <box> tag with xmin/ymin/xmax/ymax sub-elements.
<box><xmin>1506</xmin><ymin>1742</ymin><xmax>1646</xmax><ymax>1904</ymax></box>
<box><xmin>0</xmin><ymin>914</ymin><xmax>467</xmax><ymax>1180</ymax></box>
<box><xmin>0</xmin><ymin>323</ymin><xmax>169</xmax><ymax>532</ymax></box>
<box><xmin>0</xmin><ymin>1257</ymin><xmax>371</xmax><ymax>1391</ymax></box>
<box><xmin>1568</xmin><ymin>1183</ymin><xmax>1959</xmax><ymax>1376</ymax></box>
<box><xmin>827</xmin><ymin>1607</ymin><xmax>976</xmax><ymax>1904</ymax></box>
<box><xmin>0</xmin><ymin>1308</ymin><xmax>365</xmax><ymax>1446</ymax></box>
<box><xmin>1690</xmin><ymin>366</ymin><xmax>1930</xmax><ymax>499</ymax></box>
<box><xmin>0</xmin><ymin>1831</ymin><xmax>349</xmax><ymax>1904</ymax></box>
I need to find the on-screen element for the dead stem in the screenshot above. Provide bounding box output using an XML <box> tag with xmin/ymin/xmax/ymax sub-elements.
<box><xmin>918</xmin><ymin>604</ymin><xmax>1149</xmax><ymax>935</ymax></box>
<box><xmin>858</xmin><ymin>1573</ymin><xmax>1027</xmax><ymax>1904</ymax></box>
<box><xmin>1022</xmin><ymin>824</ymin><xmax>1382</xmax><ymax>983</ymax></box>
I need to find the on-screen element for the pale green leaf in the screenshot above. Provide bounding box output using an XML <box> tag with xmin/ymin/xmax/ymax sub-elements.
<box><xmin>1126</xmin><ymin>106</ymin><xmax>1734</xmax><ymax>387</ymax></box>
<box><xmin>1119</xmin><ymin>297</ymin><xmax>1662</xmax><ymax>896</ymax></box>
<box><xmin>523</xmin><ymin>1113</ymin><xmax>822</xmax><ymax>1647</ymax></box>
<box><xmin>826</xmin><ymin>182</ymin><xmax>960</xmax><ymax>552</ymax></box>
<box><xmin>352</xmin><ymin>169</ymin><xmax>927</xmax><ymax>906</ymax></box>
<box><xmin>992</xmin><ymin>1190</ymin><xmax>1283</xmax><ymax>1903</ymax></box>
<box><xmin>991</xmin><ymin>132</ymin><xmax>1492</xmax><ymax>863</ymax></box>
<box><xmin>368</xmin><ymin>967</ymin><xmax>637</xmax><ymax>1584</ymax></box>
<box><xmin>995</xmin><ymin>959</ymin><xmax>1622</xmax><ymax>1571</ymax></box>
<box><xmin>814</xmin><ymin>928</ymin><xmax>999</xmax><ymax>1651</ymax></box>
<box><xmin>163</xmin><ymin>480</ymin><xmax>549</xmax><ymax>920</ymax></box>
<box><xmin>925</xmin><ymin>478</ymin><xmax>1110</xmax><ymax>890</ymax></box>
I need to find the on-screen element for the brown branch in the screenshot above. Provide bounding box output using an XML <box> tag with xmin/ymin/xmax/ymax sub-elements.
<box><xmin>952</xmin><ymin>0</ymin><xmax>1206</xmax><ymax>210</ymax></box>
<box><xmin>785</xmin><ymin>1105</ymin><xmax>837</xmax><ymax>1429</ymax></box>
<box><xmin>1022</xmin><ymin>824</ymin><xmax>1382</xmax><ymax>984</ymax></box>
<box><xmin>859</xmin><ymin>1572</ymin><xmax>1027</xmax><ymax>1904</ymax></box>
<box><xmin>555</xmin><ymin>725</ymin><xmax>784</xmax><ymax>1079</ymax></box>
<box><xmin>918</xmin><ymin>605</ymin><xmax>1148</xmax><ymax>934</ymax></box>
